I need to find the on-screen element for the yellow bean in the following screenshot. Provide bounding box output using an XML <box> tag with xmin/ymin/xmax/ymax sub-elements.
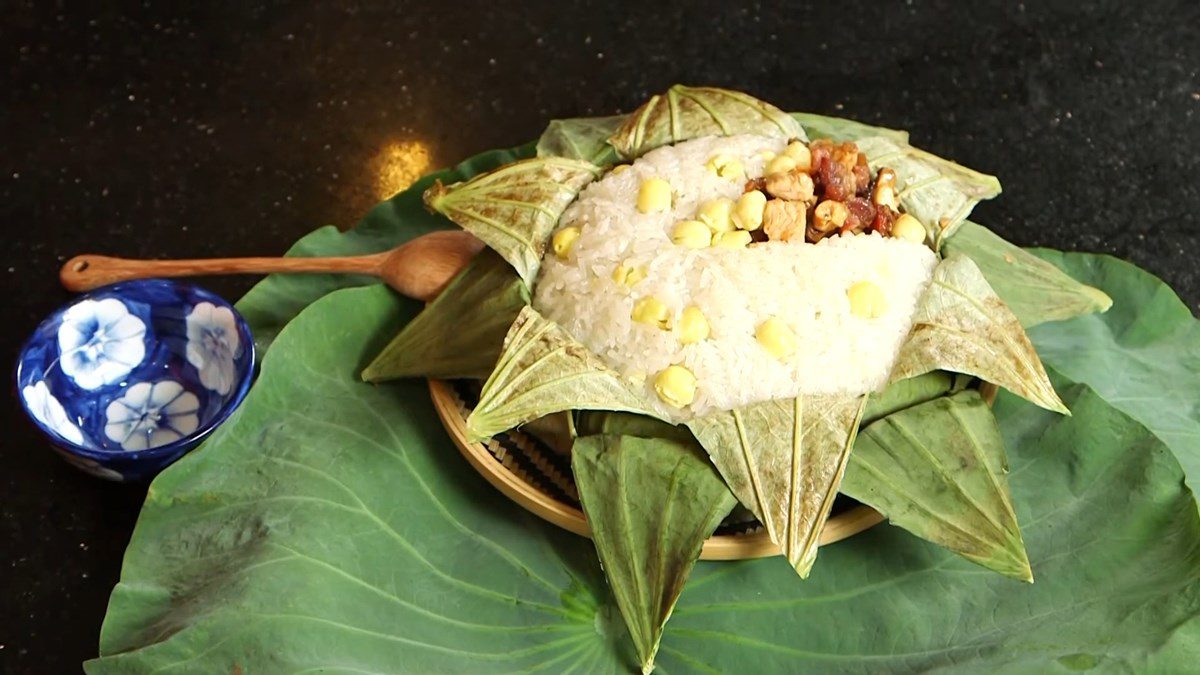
<box><xmin>551</xmin><ymin>226</ymin><xmax>581</xmax><ymax>260</ymax></box>
<box><xmin>654</xmin><ymin>365</ymin><xmax>697</xmax><ymax>407</ymax></box>
<box><xmin>756</xmin><ymin>317</ymin><xmax>797</xmax><ymax>360</ymax></box>
<box><xmin>678</xmin><ymin>306</ymin><xmax>710</xmax><ymax>344</ymax></box>
<box><xmin>891</xmin><ymin>214</ymin><xmax>926</xmax><ymax>244</ymax></box>
<box><xmin>671</xmin><ymin>220</ymin><xmax>713</xmax><ymax>249</ymax></box>
<box><xmin>696</xmin><ymin>198</ymin><xmax>735</xmax><ymax>232</ymax></box>
<box><xmin>733</xmin><ymin>190</ymin><xmax>768</xmax><ymax>231</ymax></box>
<box><xmin>847</xmin><ymin>281</ymin><xmax>887</xmax><ymax>319</ymax></box>
<box><xmin>713</xmin><ymin>230</ymin><xmax>752</xmax><ymax>249</ymax></box>
<box><xmin>637</xmin><ymin>177</ymin><xmax>673</xmax><ymax>213</ymax></box>
<box><xmin>632</xmin><ymin>296</ymin><xmax>671</xmax><ymax>330</ymax></box>
<box><xmin>765</xmin><ymin>154</ymin><xmax>797</xmax><ymax>176</ymax></box>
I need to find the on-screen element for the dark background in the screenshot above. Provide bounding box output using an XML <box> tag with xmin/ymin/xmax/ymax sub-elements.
<box><xmin>2</xmin><ymin>0</ymin><xmax>1197</xmax><ymax>671</ymax></box>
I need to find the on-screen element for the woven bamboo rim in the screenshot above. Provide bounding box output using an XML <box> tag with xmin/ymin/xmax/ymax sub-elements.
<box><xmin>429</xmin><ymin>379</ymin><xmax>997</xmax><ymax>561</ymax></box>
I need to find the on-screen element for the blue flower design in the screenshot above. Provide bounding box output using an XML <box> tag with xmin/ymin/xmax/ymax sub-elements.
<box><xmin>57</xmin><ymin>298</ymin><xmax>146</xmax><ymax>390</ymax></box>
<box><xmin>104</xmin><ymin>380</ymin><xmax>200</xmax><ymax>451</ymax></box>
<box><xmin>22</xmin><ymin>380</ymin><xmax>87</xmax><ymax>446</ymax></box>
<box><xmin>185</xmin><ymin>301</ymin><xmax>242</xmax><ymax>395</ymax></box>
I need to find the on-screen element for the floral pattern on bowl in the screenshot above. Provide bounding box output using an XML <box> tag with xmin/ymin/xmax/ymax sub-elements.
<box><xmin>15</xmin><ymin>279</ymin><xmax>255</xmax><ymax>481</ymax></box>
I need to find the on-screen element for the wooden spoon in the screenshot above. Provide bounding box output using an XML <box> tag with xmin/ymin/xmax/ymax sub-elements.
<box><xmin>59</xmin><ymin>231</ymin><xmax>484</xmax><ymax>302</ymax></box>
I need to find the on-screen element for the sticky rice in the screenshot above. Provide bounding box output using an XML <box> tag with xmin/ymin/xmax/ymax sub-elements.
<box><xmin>533</xmin><ymin>134</ymin><xmax>938</xmax><ymax>419</ymax></box>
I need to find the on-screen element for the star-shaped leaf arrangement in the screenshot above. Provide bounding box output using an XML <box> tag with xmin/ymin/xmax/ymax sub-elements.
<box><xmin>367</xmin><ymin>85</ymin><xmax>1114</xmax><ymax>674</ymax></box>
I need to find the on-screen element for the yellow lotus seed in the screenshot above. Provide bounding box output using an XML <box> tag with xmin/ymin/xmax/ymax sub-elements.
<box><xmin>733</xmin><ymin>190</ymin><xmax>767</xmax><ymax>231</ymax></box>
<box><xmin>671</xmin><ymin>220</ymin><xmax>713</xmax><ymax>249</ymax></box>
<box><xmin>637</xmin><ymin>177</ymin><xmax>673</xmax><ymax>213</ymax></box>
<box><xmin>848</xmin><ymin>281</ymin><xmax>887</xmax><ymax>319</ymax></box>
<box><xmin>891</xmin><ymin>214</ymin><xmax>927</xmax><ymax>244</ymax></box>
<box><xmin>765</xmin><ymin>154</ymin><xmax>798</xmax><ymax>176</ymax></box>
<box><xmin>612</xmin><ymin>262</ymin><xmax>646</xmax><ymax>288</ymax></box>
<box><xmin>705</xmin><ymin>155</ymin><xmax>744</xmax><ymax>180</ymax></box>
<box><xmin>677</xmin><ymin>306</ymin><xmax>710</xmax><ymax>345</ymax></box>
<box><xmin>696</xmin><ymin>197</ymin><xmax>735</xmax><ymax>233</ymax></box>
<box><xmin>654</xmin><ymin>365</ymin><xmax>697</xmax><ymax>408</ymax></box>
<box><xmin>551</xmin><ymin>226</ymin><xmax>581</xmax><ymax>260</ymax></box>
<box><xmin>632</xmin><ymin>296</ymin><xmax>671</xmax><ymax>330</ymax></box>
<box><xmin>713</xmin><ymin>230</ymin><xmax>752</xmax><ymax>249</ymax></box>
<box><xmin>756</xmin><ymin>317</ymin><xmax>797</xmax><ymax>360</ymax></box>
<box><xmin>783</xmin><ymin>141</ymin><xmax>812</xmax><ymax>171</ymax></box>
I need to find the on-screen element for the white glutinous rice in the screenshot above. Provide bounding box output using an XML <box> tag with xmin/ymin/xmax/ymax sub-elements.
<box><xmin>532</xmin><ymin>134</ymin><xmax>938</xmax><ymax>420</ymax></box>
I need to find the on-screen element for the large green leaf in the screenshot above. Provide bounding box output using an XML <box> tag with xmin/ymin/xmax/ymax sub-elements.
<box><xmin>687</xmin><ymin>394</ymin><xmax>868</xmax><ymax>577</ymax></box>
<box><xmin>468</xmin><ymin>307</ymin><xmax>653</xmax><ymax>441</ymax></box>
<box><xmin>609</xmin><ymin>85</ymin><xmax>804</xmax><ymax>159</ymax></box>
<box><xmin>855</xmin><ymin>136</ymin><xmax>1001</xmax><ymax>246</ymax></box>
<box><xmin>235</xmin><ymin>144</ymin><xmax>535</xmax><ymax>354</ymax></box>
<box><xmin>537</xmin><ymin>115</ymin><xmax>625</xmax><ymax>165</ymax></box>
<box><xmin>1028</xmin><ymin>251</ymin><xmax>1200</xmax><ymax>500</ymax></box>
<box><xmin>572</xmin><ymin>434</ymin><xmax>736</xmax><ymax>673</ymax></box>
<box><xmin>893</xmin><ymin>254</ymin><xmax>1068</xmax><ymax>414</ymax></box>
<box><xmin>792</xmin><ymin>112</ymin><xmax>909</xmax><ymax>143</ymax></box>
<box><xmin>361</xmin><ymin>250</ymin><xmax>529</xmax><ymax>382</ymax></box>
<box><xmin>943</xmin><ymin>221</ymin><xmax>1112</xmax><ymax>327</ymax></box>
<box><xmin>87</xmin><ymin>301</ymin><xmax>1200</xmax><ymax>672</ymax></box>
<box><xmin>425</xmin><ymin>157</ymin><xmax>602</xmax><ymax>285</ymax></box>
<box><xmin>844</xmin><ymin>390</ymin><xmax>1032</xmax><ymax>581</ymax></box>
<box><xmin>88</xmin><ymin>285</ymin><xmax>633</xmax><ymax>673</ymax></box>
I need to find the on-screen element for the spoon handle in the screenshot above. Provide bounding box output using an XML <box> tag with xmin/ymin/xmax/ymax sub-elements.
<box><xmin>60</xmin><ymin>251</ymin><xmax>387</xmax><ymax>292</ymax></box>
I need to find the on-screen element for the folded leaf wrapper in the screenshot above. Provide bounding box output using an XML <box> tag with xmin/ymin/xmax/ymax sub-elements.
<box><xmin>844</xmin><ymin>390</ymin><xmax>1033</xmax><ymax>581</ymax></box>
<box><xmin>573</xmin><ymin>434</ymin><xmax>736</xmax><ymax>674</ymax></box>
<box><xmin>468</xmin><ymin>307</ymin><xmax>654</xmax><ymax>441</ymax></box>
<box><xmin>687</xmin><ymin>394</ymin><xmax>868</xmax><ymax>577</ymax></box>
<box><xmin>608</xmin><ymin>85</ymin><xmax>805</xmax><ymax>160</ymax></box>
<box><xmin>943</xmin><ymin>221</ymin><xmax>1112</xmax><ymax>327</ymax></box>
<box><xmin>537</xmin><ymin>115</ymin><xmax>625</xmax><ymax>166</ymax></box>
<box><xmin>424</xmin><ymin>157</ymin><xmax>602</xmax><ymax>285</ymax></box>
<box><xmin>362</xmin><ymin>250</ymin><xmax>530</xmax><ymax>382</ymax></box>
<box><xmin>892</xmin><ymin>254</ymin><xmax>1069</xmax><ymax>414</ymax></box>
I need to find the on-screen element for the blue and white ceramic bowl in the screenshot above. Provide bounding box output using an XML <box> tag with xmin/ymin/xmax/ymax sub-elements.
<box><xmin>16</xmin><ymin>279</ymin><xmax>255</xmax><ymax>481</ymax></box>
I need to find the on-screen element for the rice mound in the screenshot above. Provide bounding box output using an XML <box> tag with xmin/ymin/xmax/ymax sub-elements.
<box><xmin>533</xmin><ymin>134</ymin><xmax>938</xmax><ymax>420</ymax></box>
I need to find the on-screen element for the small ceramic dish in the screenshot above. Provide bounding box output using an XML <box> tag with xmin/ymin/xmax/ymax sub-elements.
<box><xmin>16</xmin><ymin>279</ymin><xmax>255</xmax><ymax>481</ymax></box>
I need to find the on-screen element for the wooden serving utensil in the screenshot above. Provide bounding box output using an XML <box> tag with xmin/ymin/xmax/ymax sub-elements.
<box><xmin>60</xmin><ymin>230</ymin><xmax>484</xmax><ymax>302</ymax></box>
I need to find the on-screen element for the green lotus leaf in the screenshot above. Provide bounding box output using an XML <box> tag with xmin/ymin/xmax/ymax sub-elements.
<box><xmin>687</xmin><ymin>394</ymin><xmax>869</xmax><ymax>577</ymax></box>
<box><xmin>467</xmin><ymin>307</ymin><xmax>654</xmax><ymax>442</ymax></box>
<box><xmin>362</xmin><ymin>249</ymin><xmax>529</xmax><ymax>382</ymax></box>
<box><xmin>576</xmin><ymin>411</ymin><xmax>696</xmax><ymax>445</ymax></box>
<box><xmin>609</xmin><ymin>85</ymin><xmax>804</xmax><ymax>159</ymax></box>
<box><xmin>892</xmin><ymin>254</ymin><xmax>1068</xmax><ymax>414</ymax></box>
<box><xmin>425</xmin><ymin>157</ymin><xmax>602</xmax><ymax>284</ymax></box>
<box><xmin>844</xmin><ymin>390</ymin><xmax>1032</xmax><ymax>581</ymax></box>
<box><xmin>856</xmin><ymin>136</ymin><xmax>1002</xmax><ymax>246</ymax></box>
<box><xmin>537</xmin><ymin>115</ymin><xmax>625</xmax><ymax>165</ymax></box>
<box><xmin>943</xmin><ymin>221</ymin><xmax>1112</xmax><ymax>327</ymax></box>
<box><xmin>572</xmin><ymin>434</ymin><xmax>736</xmax><ymax>674</ymax></box>
<box><xmin>792</xmin><ymin>112</ymin><xmax>909</xmax><ymax>143</ymax></box>
<box><xmin>1028</xmin><ymin>251</ymin><xmax>1200</xmax><ymax>503</ymax></box>
<box><xmin>862</xmin><ymin>371</ymin><xmax>954</xmax><ymax>425</ymax></box>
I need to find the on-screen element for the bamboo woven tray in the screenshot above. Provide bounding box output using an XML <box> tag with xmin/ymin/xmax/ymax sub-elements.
<box><xmin>430</xmin><ymin>379</ymin><xmax>998</xmax><ymax>561</ymax></box>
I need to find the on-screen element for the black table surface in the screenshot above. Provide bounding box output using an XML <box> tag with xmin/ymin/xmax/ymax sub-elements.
<box><xmin>2</xmin><ymin>1</ymin><xmax>1198</xmax><ymax>671</ymax></box>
